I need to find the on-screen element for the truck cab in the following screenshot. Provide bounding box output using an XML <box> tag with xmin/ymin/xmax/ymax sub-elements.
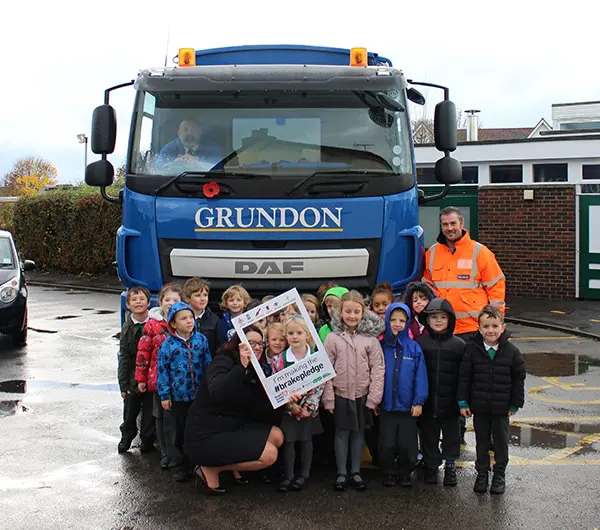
<box><xmin>85</xmin><ymin>45</ymin><xmax>460</xmax><ymax>319</ymax></box>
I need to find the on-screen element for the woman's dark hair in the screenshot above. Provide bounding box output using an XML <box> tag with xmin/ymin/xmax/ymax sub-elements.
<box><xmin>245</xmin><ymin>299</ymin><xmax>262</xmax><ymax>311</ymax></box>
<box><xmin>216</xmin><ymin>325</ymin><xmax>264</xmax><ymax>359</ymax></box>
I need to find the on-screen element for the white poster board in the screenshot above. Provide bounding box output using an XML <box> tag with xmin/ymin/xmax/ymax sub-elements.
<box><xmin>231</xmin><ymin>288</ymin><xmax>336</xmax><ymax>409</ymax></box>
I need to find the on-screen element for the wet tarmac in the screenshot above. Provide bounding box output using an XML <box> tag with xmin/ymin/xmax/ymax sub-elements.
<box><xmin>1</xmin><ymin>287</ymin><xmax>600</xmax><ymax>529</ymax></box>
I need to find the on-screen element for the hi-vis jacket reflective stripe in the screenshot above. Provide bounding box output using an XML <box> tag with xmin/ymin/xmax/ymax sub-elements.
<box><xmin>423</xmin><ymin>230</ymin><xmax>506</xmax><ymax>335</ymax></box>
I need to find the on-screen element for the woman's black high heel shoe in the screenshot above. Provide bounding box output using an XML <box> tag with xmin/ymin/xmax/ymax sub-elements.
<box><xmin>193</xmin><ymin>466</ymin><xmax>227</xmax><ymax>495</ymax></box>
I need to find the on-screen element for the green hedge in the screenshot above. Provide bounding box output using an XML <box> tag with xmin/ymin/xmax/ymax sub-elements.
<box><xmin>13</xmin><ymin>188</ymin><xmax>122</xmax><ymax>274</ymax></box>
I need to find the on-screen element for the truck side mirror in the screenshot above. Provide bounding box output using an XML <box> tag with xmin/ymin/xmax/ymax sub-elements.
<box><xmin>85</xmin><ymin>160</ymin><xmax>115</xmax><ymax>187</ymax></box>
<box><xmin>435</xmin><ymin>155</ymin><xmax>462</xmax><ymax>185</ymax></box>
<box><xmin>91</xmin><ymin>105</ymin><xmax>117</xmax><ymax>155</ymax></box>
<box><xmin>434</xmin><ymin>100</ymin><xmax>457</xmax><ymax>152</ymax></box>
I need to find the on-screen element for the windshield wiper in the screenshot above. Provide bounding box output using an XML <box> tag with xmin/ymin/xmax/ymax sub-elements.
<box><xmin>286</xmin><ymin>169</ymin><xmax>393</xmax><ymax>196</ymax></box>
<box><xmin>154</xmin><ymin>171</ymin><xmax>270</xmax><ymax>195</ymax></box>
<box><xmin>0</xmin><ymin>262</ymin><xmax>14</xmax><ymax>268</ymax></box>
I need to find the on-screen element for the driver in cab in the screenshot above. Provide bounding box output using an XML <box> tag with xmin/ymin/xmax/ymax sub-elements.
<box><xmin>156</xmin><ymin>120</ymin><xmax>222</xmax><ymax>170</ymax></box>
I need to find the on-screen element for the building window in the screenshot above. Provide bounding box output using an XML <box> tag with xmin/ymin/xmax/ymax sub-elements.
<box><xmin>490</xmin><ymin>165</ymin><xmax>523</xmax><ymax>183</ymax></box>
<box><xmin>560</xmin><ymin>121</ymin><xmax>600</xmax><ymax>130</ymax></box>
<box><xmin>418</xmin><ymin>166</ymin><xmax>478</xmax><ymax>185</ymax></box>
<box><xmin>582</xmin><ymin>164</ymin><xmax>600</xmax><ymax>193</ymax></box>
<box><xmin>417</xmin><ymin>167</ymin><xmax>437</xmax><ymax>185</ymax></box>
<box><xmin>533</xmin><ymin>163</ymin><xmax>567</xmax><ymax>182</ymax></box>
<box><xmin>462</xmin><ymin>166</ymin><xmax>478</xmax><ymax>184</ymax></box>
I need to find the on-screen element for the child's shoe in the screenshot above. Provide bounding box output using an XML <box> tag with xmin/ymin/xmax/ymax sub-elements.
<box><xmin>160</xmin><ymin>456</ymin><xmax>170</xmax><ymax>470</ymax></box>
<box><xmin>473</xmin><ymin>471</ymin><xmax>489</xmax><ymax>493</ymax></box>
<box><xmin>350</xmin><ymin>473</ymin><xmax>367</xmax><ymax>491</ymax></box>
<box><xmin>382</xmin><ymin>474</ymin><xmax>397</xmax><ymax>487</ymax></box>
<box><xmin>424</xmin><ymin>467</ymin><xmax>438</xmax><ymax>484</ymax></box>
<box><xmin>399</xmin><ymin>472</ymin><xmax>413</xmax><ymax>488</ymax></box>
<box><xmin>173</xmin><ymin>468</ymin><xmax>189</xmax><ymax>482</ymax></box>
<box><xmin>117</xmin><ymin>438</ymin><xmax>132</xmax><ymax>454</ymax></box>
<box><xmin>333</xmin><ymin>474</ymin><xmax>347</xmax><ymax>491</ymax></box>
<box><xmin>277</xmin><ymin>479</ymin><xmax>292</xmax><ymax>493</ymax></box>
<box><xmin>443</xmin><ymin>463</ymin><xmax>457</xmax><ymax>486</ymax></box>
<box><xmin>490</xmin><ymin>472</ymin><xmax>505</xmax><ymax>494</ymax></box>
<box><xmin>290</xmin><ymin>476</ymin><xmax>307</xmax><ymax>491</ymax></box>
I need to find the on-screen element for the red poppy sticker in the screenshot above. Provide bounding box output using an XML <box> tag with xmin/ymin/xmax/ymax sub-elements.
<box><xmin>203</xmin><ymin>181</ymin><xmax>220</xmax><ymax>198</ymax></box>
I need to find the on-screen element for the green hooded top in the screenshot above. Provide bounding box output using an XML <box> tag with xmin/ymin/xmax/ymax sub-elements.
<box><xmin>318</xmin><ymin>286</ymin><xmax>349</xmax><ymax>343</ymax></box>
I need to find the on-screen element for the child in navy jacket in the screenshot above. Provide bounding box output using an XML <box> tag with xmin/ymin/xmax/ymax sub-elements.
<box><xmin>158</xmin><ymin>301</ymin><xmax>212</xmax><ymax>482</ymax></box>
<box><xmin>378</xmin><ymin>302</ymin><xmax>428</xmax><ymax>488</ymax></box>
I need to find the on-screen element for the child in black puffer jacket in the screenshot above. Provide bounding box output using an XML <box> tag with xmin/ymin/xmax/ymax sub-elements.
<box><xmin>416</xmin><ymin>297</ymin><xmax>466</xmax><ymax>487</ymax></box>
<box><xmin>458</xmin><ymin>305</ymin><xmax>526</xmax><ymax>495</ymax></box>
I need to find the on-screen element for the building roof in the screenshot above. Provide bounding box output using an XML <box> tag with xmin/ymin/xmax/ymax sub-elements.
<box><xmin>456</xmin><ymin>127</ymin><xmax>534</xmax><ymax>142</ymax></box>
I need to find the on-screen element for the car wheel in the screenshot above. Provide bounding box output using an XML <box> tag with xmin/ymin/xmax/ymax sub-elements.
<box><xmin>12</xmin><ymin>310</ymin><xmax>28</xmax><ymax>346</ymax></box>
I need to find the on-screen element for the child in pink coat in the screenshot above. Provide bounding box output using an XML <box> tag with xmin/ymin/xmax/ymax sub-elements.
<box><xmin>322</xmin><ymin>290</ymin><xmax>385</xmax><ymax>491</ymax></box>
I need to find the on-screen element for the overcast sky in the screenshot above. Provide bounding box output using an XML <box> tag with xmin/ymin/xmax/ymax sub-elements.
<box><xmin>2</xmin><ymin>0</ymin><xmax>599</xmax><ymax>184</ymax></box>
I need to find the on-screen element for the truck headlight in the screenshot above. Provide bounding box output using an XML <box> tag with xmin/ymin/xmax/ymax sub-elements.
<box><xmin>0</xmin><ymin>276</ymin><xmax>20</xmax><ymax>303</ymax></box>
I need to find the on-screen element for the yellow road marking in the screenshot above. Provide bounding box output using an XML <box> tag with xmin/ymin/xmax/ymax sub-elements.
<box><xmin>528</xmin><ymin>384</ymin><xmax>600</xmax><ymax>405</ymax></box>
<box><xmin>551</xmin><ymin>310</ymin><xmax>567</xmax><ymax>314</ymax></box>
<box><xmin>543</xmin><ymin>377</ymin><xmax>578</xmax><ymax>390</ymax></box>
<box><xmin>590</xmin><ymin>319</ymin><xmax>600</xmax><ymax>323</ymax></box>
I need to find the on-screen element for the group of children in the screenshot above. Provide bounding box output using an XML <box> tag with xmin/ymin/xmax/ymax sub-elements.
<box><xmin>117</xmin><ymin>277</ymin><xmax>526</xmax><ymax>495</ymax></box>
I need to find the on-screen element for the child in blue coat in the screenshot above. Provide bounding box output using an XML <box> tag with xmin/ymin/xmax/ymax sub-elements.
<box><xmin>378</xmin><ymin>302</ymin><xmax>428</xmax><ymax>488</ymax></box>
<box><xmin>158</xmin><ymin>301</ymin><xmax>212</xmax><ymax>482</ymax></box>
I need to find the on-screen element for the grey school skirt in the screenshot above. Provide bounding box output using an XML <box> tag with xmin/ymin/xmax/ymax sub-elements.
<box><xmin>334</xmin><ymin>395</ymin><xmax>371</xmax><ymax>432</ymax></box>
<box><xmin>281</xmin><ymin>414</ymin><xmax>323</xmax><ymax>443</ymax></box>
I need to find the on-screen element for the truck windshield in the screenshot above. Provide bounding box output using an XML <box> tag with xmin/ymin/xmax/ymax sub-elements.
<box><xmin>130</xmin><ymin>89</ymin><xmax>412</xmax><ymax>178</ymax></box>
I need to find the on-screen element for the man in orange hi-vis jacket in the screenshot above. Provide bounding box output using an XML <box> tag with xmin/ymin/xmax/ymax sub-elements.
<box><xmin>423</xmin><ymin>206</ymin><xmax>506</xmax><ymax>341</ymax></box>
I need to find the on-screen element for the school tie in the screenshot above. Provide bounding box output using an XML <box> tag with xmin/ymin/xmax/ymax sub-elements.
<box><xmin>488</xmin><ymin>347</ymin><xmax>497</xmax><ymax>360</ymax></box>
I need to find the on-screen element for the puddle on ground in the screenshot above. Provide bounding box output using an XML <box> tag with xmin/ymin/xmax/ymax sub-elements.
<box><xmin>508</xmin><ymin>422</ymin><xmax>600</xmax><ymax>452</ymax></box>
<box><xmin>0</xmin><ymin>379</ymin><xmax>119</xmax><ymax>395</ymax></box>
<box><xmin>510</xmin><ymin>424</ymin><xmax>580</xmax><ymax>450</ymax></box>
<box><xmin>96</xmin><ymin>310</ymin><xmax>116</xmax><ymax>315</ymax></box>
<box><xmin>523</xmin><ymin>352</ymin><xmax>600</xmax><ymax>377</ymax></box>
<box><xmin>0</xmin><ymin>400</ymin><xmax>28</xmax><ymax>416</ymax></box>
<box><xmin>55</xmin><ymin>315</ymin><xmax>80</xmax><ymax>320</ymax></box>
<box><xmin>0</xmin><ymin>380</ymin><xmax>26</xmax><ymax>393</ymax></box>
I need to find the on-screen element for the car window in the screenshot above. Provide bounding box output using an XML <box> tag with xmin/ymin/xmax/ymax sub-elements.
<box><xmin>0</xmin><ymin>238</ymin><xmax>15</xmax><ymax>268</ymax></box>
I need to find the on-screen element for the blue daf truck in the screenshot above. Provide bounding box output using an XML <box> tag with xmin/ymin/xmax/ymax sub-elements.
<box><xmin>84</xmin><ymin>44</ymin><xmax>461</xmax><ymax>320</ymax></box>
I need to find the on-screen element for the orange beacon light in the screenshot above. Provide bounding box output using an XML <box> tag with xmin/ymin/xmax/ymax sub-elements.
<box><xmin>178</xmin><ymin>48</ymin><xmax>196</xmax><ymax>67</ymax></box>
<box><xmin>350</xmin><ymin>47</ymin><xmax>368</xmax><ymax>67</ymax></box>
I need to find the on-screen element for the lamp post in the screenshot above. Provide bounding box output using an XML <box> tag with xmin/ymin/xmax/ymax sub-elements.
<box><xmin>77</xmin><ymin>133</ymin><xmax>88</xmax><ymax>175</ymax></box>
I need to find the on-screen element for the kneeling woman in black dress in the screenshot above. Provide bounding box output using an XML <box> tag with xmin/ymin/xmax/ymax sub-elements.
<box><xmin>184</xmin><ymin>325</ymin><xmax>286</xmax><ymax>493</ymax></box>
